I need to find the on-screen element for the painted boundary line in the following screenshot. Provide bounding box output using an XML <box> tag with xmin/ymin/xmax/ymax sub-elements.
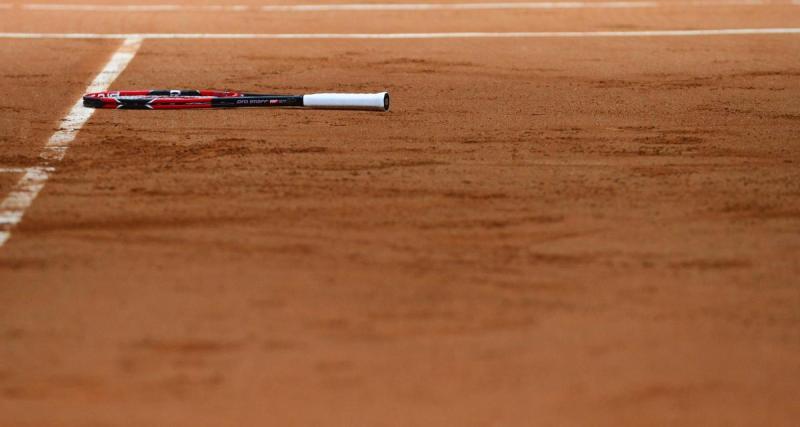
<box><xmin>0</xmin><ymin>0</ymin><xmax>774</xmax><ymax>13</ymax></box>
<box><xmin>1</xmin><ymin>28</ymin><xmax>800</xmax><ymax>39</ymax></box>
<box><xmin>20</xmin><ymin>1</ymin><xmax>660</xmax><ymax>11</ymax></box>
<box><xmin>0</xmin><ymin>167</ymin><xmax>53</xmax><ymax>246</ymax></box>
<box><xmin>0</xmin><ymin>37</ymin><xmax>141</xmax><ymax>248</ymax></box>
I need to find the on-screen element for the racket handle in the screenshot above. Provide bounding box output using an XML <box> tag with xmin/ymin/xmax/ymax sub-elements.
<box><xmin>302</xmin><ymin>92</ymin><xmax>389</xmax><ymax>111</ymax></box>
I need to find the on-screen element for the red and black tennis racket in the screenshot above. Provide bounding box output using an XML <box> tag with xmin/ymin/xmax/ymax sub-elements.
<box><xmin>83</xmin><ymin>90</ymin><xmax>390</xmax><ymax>111</ymax></box>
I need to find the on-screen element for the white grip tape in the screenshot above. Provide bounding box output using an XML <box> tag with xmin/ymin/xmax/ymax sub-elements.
<box><xmin>302</xmin><ymin>92</ymin><xmax>389</xmax><ymax>111</ymax></box>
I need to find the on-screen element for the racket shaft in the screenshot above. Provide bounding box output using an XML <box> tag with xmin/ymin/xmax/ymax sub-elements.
<box><xmin>210</xmin><ymin>96</ymin><xmax>303</xmax><ymax>108</ymax></box>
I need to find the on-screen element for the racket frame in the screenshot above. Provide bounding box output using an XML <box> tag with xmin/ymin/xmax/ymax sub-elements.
<box><xmin>83</xmin><ymin>90</ymin><xmax>389</xmax><ymax>111</ymax></box>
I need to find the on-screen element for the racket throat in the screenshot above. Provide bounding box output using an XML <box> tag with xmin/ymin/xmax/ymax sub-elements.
<box><xmin>116</xmin><ymin>98</ymin><xmax>156</xmax><ymax>110</ymax></box>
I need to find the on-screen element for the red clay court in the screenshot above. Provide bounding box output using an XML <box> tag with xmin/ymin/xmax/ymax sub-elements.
<box><xmin>1</xmin><ymin>1</ymin><xmax>799</xmax><ymax>425</ymax></box>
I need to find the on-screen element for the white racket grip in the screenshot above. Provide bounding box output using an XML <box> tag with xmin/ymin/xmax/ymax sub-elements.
<box><xmin>302</xmin><ymin>92</ymin><xmax>389</xmax><ymax>111</ymax></box>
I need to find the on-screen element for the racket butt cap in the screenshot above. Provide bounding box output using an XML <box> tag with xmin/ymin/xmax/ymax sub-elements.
<box><xmin>303</xmin><ymin>92</ymin><xmax>389</xmax><ymax>111</ymax></box>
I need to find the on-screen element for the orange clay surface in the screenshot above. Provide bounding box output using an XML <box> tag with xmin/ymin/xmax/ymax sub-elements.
<box><xmin>1</xmin><ymin>2</ymin><xmax>800</xmax><ymax>426</ymax></box>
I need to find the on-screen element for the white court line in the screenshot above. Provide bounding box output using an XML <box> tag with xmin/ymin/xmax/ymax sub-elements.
<box><xmin>0</xmin><ymin>167</ymin><xmax>32</xmax><ymax>173</ymax></box>
<box><xmin>10</xmin><ymin>0</ymin><xmax>767</xmax><ymax>13</ymax></box>
<box><xmin>259</xmin><ymin>0</ymin><xmax>765</xmax><ymax>10</ymax></box>
<box><xmin>0</xmin><ymin>37</ymin><xmax>141</xmax><ymax>248</ymax></box>
<box><xmin>258</xmin><ymin>1</ymin><xmax>661</xmax><ymax>11</ymax></box>
<box><xmin>21</xmin><ymin>3</ymin><xmax>249</xmax><ymax>12</ymax></box>
<box><xmin>0</xmin><ymin>167</ymin><xmax>52</xmax><ymax>246</ymax></box>
<box><xmin>1</xmin><ymin>28</ymin><xmax>800</xmax><ymax>39</ymax></box>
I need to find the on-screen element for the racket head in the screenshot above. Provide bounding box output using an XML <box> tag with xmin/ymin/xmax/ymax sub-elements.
<box><xmin>83</xmin><ymin>90</ymin><xmax>246</xmax><ymax>109</ymax></box>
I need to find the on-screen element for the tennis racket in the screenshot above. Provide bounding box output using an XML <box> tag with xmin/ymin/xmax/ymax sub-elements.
<box><xmin>83</xmin><ymin>90</ymin><xmax>390</xmax><ymax>111</ymax></box>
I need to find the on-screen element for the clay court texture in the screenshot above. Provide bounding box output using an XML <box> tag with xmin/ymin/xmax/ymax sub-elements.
<box><xmin>1</xmin><ymin>0</ymin><xmax>799</xmax><ymax>425</ymax></box>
